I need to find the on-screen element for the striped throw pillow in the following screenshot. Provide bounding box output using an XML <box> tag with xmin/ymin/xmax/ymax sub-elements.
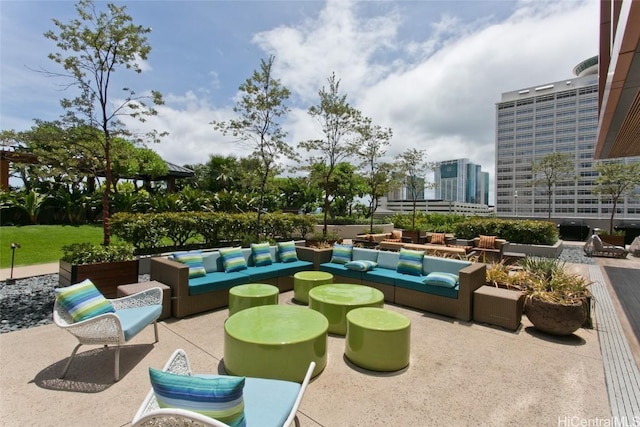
<box><xmin>430</xmin><ymin>233</ymin><xmax>445</xmax><ymax>245</ymax></box>
<box><xmin>250</xmin><ymin>242</ymin><xmax>273</xmax><ymax>267</ymax></box>
<box><xmin>54</xmin><ymin>279</ymin><xmax>115</xmax><ymax>322</ymax></box>
<box><xmin>277</xmin><ymin>241</ymin><xmax>298</xmax><ymax>263</ymax></box>
<box><xmin>173</xmin><ymin>251</ymin><xmax>207</xmax><ymax>278</ymax></box>
<box><xmin>344</xmin><ymin>260</ymin><xmax>377</xmax><ymax>271</ymax></box>
<box><xmin>149</xmin><ymin>368</ymin><xmax>246</xmax><ymax>427</ymax></box>
<box><xmin>478</xmin><ymin>235</ymin><xmax>497</xmax><ymax>249</ymax></box>
<box><xmin>331</xmin><ymin>244</ymin><xmax>353</xmax><ymax>264</ymax></box>
<box><xmin>219</xmin><ymin>247</ymin><xmax>248</xmax><ymax>273</ymax></box>
<box><xmin>396</xmin><ymin>248</ymin><xmax>424</xmax><ymax>276</ymax></box>
<box><xmin>424</xmin><ymin>272</ymin><xmax>459</xmax><ymax>288</ymax></box>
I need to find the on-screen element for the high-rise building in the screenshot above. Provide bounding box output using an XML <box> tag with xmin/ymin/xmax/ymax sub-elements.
<box><xmin>494</xmin><ymin>56</ymin><xmax>640</xmax><ymax>219</ymax></box>
<box><xmin>434</xmin><ymin>159</ymin><xmax>489</xmax><ymax>205</ymax></box>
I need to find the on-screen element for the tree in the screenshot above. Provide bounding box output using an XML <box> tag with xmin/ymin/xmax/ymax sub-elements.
<box><xmin>394</xmin><ymin>148</ymin><xmax>432</xmax><ymax>231</ymax></box>
<box><xmin>212</xmin><ymin>56</ymin><xmax>293</xmax><ymax>239</ymax></box>
<box><xmin>530</xmin><ymin>153</ymin><xmax>574</xmax><ymax>220</ymax></box>
<box><xmin>44</xmin><ymin>0</ymin><xmax>164</xmax><ymax>245</ymax></box>
<box><xmin>299</xmin><ymin>73</ymin><xmax>362</xmax><ymax>236</ymax></box>
<box><xmin>355</xmin><ymin>117</ymin><xmax>393</xmax><ymax>232</ymax></box>
<box><xmin>592</xmin><ymin>161</ymin><xmax>640</xmax><ymax>234</ymax></box>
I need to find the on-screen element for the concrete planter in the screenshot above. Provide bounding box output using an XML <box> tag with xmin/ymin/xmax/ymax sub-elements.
<box><xmin>505</xmin><ymin>240</ymin><xmax>564</xmax><ymax>258</ymax></box>
<box><xmin>312</xmin><ymin>224</ymin><xmax>394</xmax><ymax>240</ymax></box>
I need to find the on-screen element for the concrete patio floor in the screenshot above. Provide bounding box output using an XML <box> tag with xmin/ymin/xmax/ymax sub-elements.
<box><xmin>1</xmin><ymin>249</ymin><xmax>638</xmax><ymax>426</ymax></box>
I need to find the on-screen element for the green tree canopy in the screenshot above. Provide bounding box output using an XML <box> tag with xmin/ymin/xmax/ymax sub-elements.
<box><xmin>593</xmin><ymin>161</ymin><xmax>640</xmax><ymax>234</ymax></box>
<box><xmin>530</xmin><ymin>153</ymin><xmax>574</xmax><ymax>219</ymax></box>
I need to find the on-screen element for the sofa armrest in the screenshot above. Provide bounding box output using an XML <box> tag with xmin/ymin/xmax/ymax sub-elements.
<box><xmin>458</xmin><ymin>262</ymin><xmax>486</xmax><ymax>297</ymax></box>
<box><xmin>150</xmin><ymin>257</ymin><xmax>190</xmax><ymax>299</ymax></box>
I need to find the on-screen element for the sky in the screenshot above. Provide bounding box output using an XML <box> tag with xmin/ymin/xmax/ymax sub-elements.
<box><xmin>0</xmin><ymin>0</ymin><xmax>599</xmax><ymax>203</ymax></box>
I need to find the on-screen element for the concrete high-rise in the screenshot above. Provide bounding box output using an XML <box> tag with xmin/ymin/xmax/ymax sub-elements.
<box><xmin>494</xmin><ymin>56</ymin><xmax>640</xmax><ymax>220</ymax></box>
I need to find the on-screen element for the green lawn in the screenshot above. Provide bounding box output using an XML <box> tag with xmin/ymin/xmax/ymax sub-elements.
<box><xmin>0</xmin><ymin>225</ymin><xmax>106</xmax><ymax>268</ymax></box>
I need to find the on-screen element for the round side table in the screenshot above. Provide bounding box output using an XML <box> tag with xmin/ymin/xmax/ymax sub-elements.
<box><xmin>293</xmin><ymin>271</ymin><xmax>333</xmax><ymax>305</ymax></box>
<box><xmin>309</xmin><ymin>284</ymin><xmax>384</xmax><ymax>335</ymax></box>
<box><xmin>228</xmin><ymin>283</ymin><xmax>279</xmax><ymax>317</ymax></box>
<box><xmin>345</xmin><ymin>307</ymin><xmax>411</xmax><ymax>372</ymax></box>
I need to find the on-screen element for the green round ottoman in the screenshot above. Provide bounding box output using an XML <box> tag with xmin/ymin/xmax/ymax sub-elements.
<box><xmin>224</xmin><ymin>305</ymin><xmax>328</xmax><ymax>382</ymax></box>
<box><xmin>293</xmin><ymin>271</ymin><xmax>333</xmax><ymax>305</ymax></box>
<box><xmin>309</xmin><ymin>284</ymin><xmax>384</xmax><ymax>335</ymax></box>
<box><xmin>228</xmin><ymin>283</ymin><xmax>279</xmax><ymax>316</ymax></box>
<box><xmin>345</xmin><ymin>307</ymin><xmax>411</xmax><ymax>372</ymax></box>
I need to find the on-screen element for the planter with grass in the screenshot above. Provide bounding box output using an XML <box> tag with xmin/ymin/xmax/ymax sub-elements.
<box><xmin>59</xmin><ymin>242</ymin><xmax>138</xmax><ymax>298</ymax></box>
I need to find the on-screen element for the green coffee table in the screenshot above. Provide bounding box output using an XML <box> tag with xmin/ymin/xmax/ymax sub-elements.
<box><xmin>224</xmin><ymin>305</ymin><xmax>328</xmax><ymax>382</ymax></box>
<box><xmin>345</xmin><ymin>307</ymin><xmax>411</xmax><ymax>372</ymax></box>
<box><xmin>293</xmin><ymin>271</ymin><xmax>333</xmax><ymax>304</ymax></box>
<box><xmin>228</xmin><ymin>283</ymin><xmax>279</xmax><ymax>316</ymax></box>
<box><xmin>309</xmin><ymin>284</ymin><xmax>384</xmax><ymax>335</ymax></box>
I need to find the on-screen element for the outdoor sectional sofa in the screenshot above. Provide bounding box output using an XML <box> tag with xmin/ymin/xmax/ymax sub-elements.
<box><xmin>150</xmin><ymin>246</ymin><xmax>313</xmax><ymax>318</ymax></box>
<box><xmin>318</xmin><ymin>247</ymin><xmax>486</xmax><ymax>321</ymax></box>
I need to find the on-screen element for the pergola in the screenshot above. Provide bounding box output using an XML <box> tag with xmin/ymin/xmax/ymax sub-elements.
<box><xmin>0</xmin><ymin>150</ymin><xmax>194</xmax><ymax>192</ymax></box>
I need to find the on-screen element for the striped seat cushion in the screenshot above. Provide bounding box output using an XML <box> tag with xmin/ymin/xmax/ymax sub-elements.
<box><xmin>149</xmin><ymin>368</ymin><xmax>246</xmax><ymax>427</ymax></box>
<box><xmin>54</xmin><ymin>279</ymin><xmax>115</xmax><ymax>322</ymax></box>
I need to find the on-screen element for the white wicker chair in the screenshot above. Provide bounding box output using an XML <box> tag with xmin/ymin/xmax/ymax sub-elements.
<box><xmin>132</xmin><ymin>349</ymin><xmax>315</xmax><ymax>427</ymax></box>
<box><xmin>53</xmin><ymin>287</ymin><xmax>163</xmax><ymax>382</ymax></box>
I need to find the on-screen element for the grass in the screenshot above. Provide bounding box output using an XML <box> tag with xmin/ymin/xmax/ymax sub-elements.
<box><xmin>0</xmin><ymin>225</ymin><xmax>107</xmax><ymax>268</ymax></box>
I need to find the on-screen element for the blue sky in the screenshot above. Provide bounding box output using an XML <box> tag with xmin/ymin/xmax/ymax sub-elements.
<box><xmin>0</xmin><ymin>0</ymin><xmax>598</xmax><ymax>201</ymax></box>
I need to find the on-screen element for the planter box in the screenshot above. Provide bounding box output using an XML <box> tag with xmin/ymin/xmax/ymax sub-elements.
<box><xmin>295</xmin><ymin>245</ymin><xmax>333</xmax><ymax>271</ymax></box>
<box><xmin>59</xmin><ymin>259</ymin><xmax>139</xmax><ymax>298</ymax></box>
<box><xmin>504</xmin><ymin>240</ymin><xmax>564</xmax><ymax>259</ymax></box>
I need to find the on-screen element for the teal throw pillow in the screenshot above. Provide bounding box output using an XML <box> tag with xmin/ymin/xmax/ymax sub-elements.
<box><xmin>396</xmin><ymin>248</ymin><xmax>424</xmax><ymax>276</ymax></box>
<box><xmin>54</xmin><ymin>279</ymin><xmax>115</xmax><ymax>322</ymax></box>
<box><xmin>424</xmin><ymin>272</ymin><xmax>459</xmax><ymax>288</ymax></box>
<box><xmin>149</xmin><ymin>368</ymin><xmax>246</xmax><ymax>427</ymax></box>
<box><xmin>331</xmin><ymin>244</ymin><xmax>353</xmax><ymax>264</ymax></box>
<box><xmin>277</xmin><ymin>241</ymin><xmax>298</xmax><ymax>263</ymax></box>
<box><xmin>173</xmin><ymin>251</ymin><xmax>207</xmax><ymax>278</ymax></box>
<box><xmin>250</xmin><ymin>242</ymin><xmax>273</xmax><ymax>267</ymax></box>
<box><xmin>219</xmin><ymin>247</ymin><xmax>248</xmax><ymax>273</ymax></box>
<box><xmin>344</xmin><ymin>260</ymin><xmax>377</xmax><ymax>271</ymax></box>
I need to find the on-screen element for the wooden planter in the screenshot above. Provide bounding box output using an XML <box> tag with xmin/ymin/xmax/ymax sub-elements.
<box><xmin>295</xmin><ymin>245</ymin><xmax>334</xmax><ymax>270</ymax></box>
<box><xmin>59</xmin><ymin>259</ymin><xmax>139</xmax><ymax>299</ymax></box>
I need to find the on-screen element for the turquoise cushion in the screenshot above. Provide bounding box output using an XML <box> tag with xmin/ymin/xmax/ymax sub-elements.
<box><xmin>54</xmin><ymin>279</ymin><xmax>115</xmax><ymax>322</ymax></box>
<box><xmin>344</xmin><ymin>260</ymin><xmax>377</xmax><ymax>271</ymax></box>
<box><xmin>149</xmin><ymin>369</ymin><xmax>246</xmax><ymax>427</ymax></box>
<box><xmin>396</xmin><ymin>248</ymin><xmax>424</xmax><ymax>276</ymax></box>
<box><xmin>277</xmin><ymin>241</ymin><xmax>298</xmax><ymax>263</ymax></box>
<box><xmin>423</xmin><ymin>272</ymin><xmax>459</xmax><ymax>288</ymax></box>
<box><xmin>250</xmin><ymin>243</ymin><xmax>273</xmax><ymax>267</ymax></box>
<box><xmin>173</xmin><ymin>251</ymin><xmax>207</xmax><ymax>278</ymax></box>
<box><xmin>331</xmin><ymin>244</ymin><xmax>353</xmax><ymax>264</ymax></box>
<box><xmin>219</xmin><ymin>247</ymin><xmax>248</xmax><ymax>273</ymax></box>
<box><xmin>116</xmin><ymin>305</ymin><xmax>162</xmax><ymax>340</ymax></box>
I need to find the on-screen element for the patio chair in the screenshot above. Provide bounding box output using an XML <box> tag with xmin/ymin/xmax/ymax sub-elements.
<box><xmin>132</xmin><ymin>349</ymin><xmax>315</xmax><ymax>427</ymax></box>
<box><xmin>53</xmin><ymin>285</ymin><xmax>163</xmax><ymax>382</ymax></box>
<box><xmin>584</xmin><ymin>234</ymin><xmax>628</xmax><ymax>258</ymax></box>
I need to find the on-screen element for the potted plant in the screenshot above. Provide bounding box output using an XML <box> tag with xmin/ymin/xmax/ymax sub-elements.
<box><xmin>519</xmin><ymin>257</ymin><xmax>592</xmax><ymax>336</ymax></box>
<box><xmin>59</xmin><ymin>242</ymin><xmax>138</xmax><ymax>298</ymax></box>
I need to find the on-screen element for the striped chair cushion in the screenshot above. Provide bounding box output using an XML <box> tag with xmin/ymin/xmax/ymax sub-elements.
<box><xmin>277</xmin><ymin>241</ymin><xmax>298</xmax><ymax>263</ymax></box>
<box><xmin>54</xmin><ymin>279</ymin><xmax>115</xmax><ymax>322</ymax></box>
<box><xmin>430</xmin><ymin>233</ymin><xmax>445</xmax><ymax>245</ymax></box>
<box><xmin>478</xmin><ymin>235</ymin><xmax>497</xmax><ymax>249</ymax></box>
<box><xmin>149</xmin><ymin>368</ymin><xmax>246</xmax><ymax>427</ymax></box>
<box><xmin>396</xmin><ymin>248</ymin><xmax>424</xmax><ymax>276</ymax></box>
<box><xmin>250</xmin><ymin>243</ymin><xmax>273</xmax><ymax>267</ymax></box>
<box><xmin>331</xmin><ymin>244</ymin><xmax>353</xmax><ymax>264</ymax></box>
<box><xmin>173</xmin><ymin>251</ymin><xmax>207</xmax><ymax>278</ymax></box>
<box><xmin>219</xmin><ymin>247</ymin><xmax>248</xmax><ymax>273</ymax></box>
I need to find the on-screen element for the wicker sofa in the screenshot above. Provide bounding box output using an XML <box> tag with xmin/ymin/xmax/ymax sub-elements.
<box><xmin>318</xmin><ymin>247</ymin><xmax>486</xmax><ymax>321</ymax></box>
<box><xmin>150</xmin><ymin>246</ymin><xmax>313</xmax><ymax>318</ymax></box>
